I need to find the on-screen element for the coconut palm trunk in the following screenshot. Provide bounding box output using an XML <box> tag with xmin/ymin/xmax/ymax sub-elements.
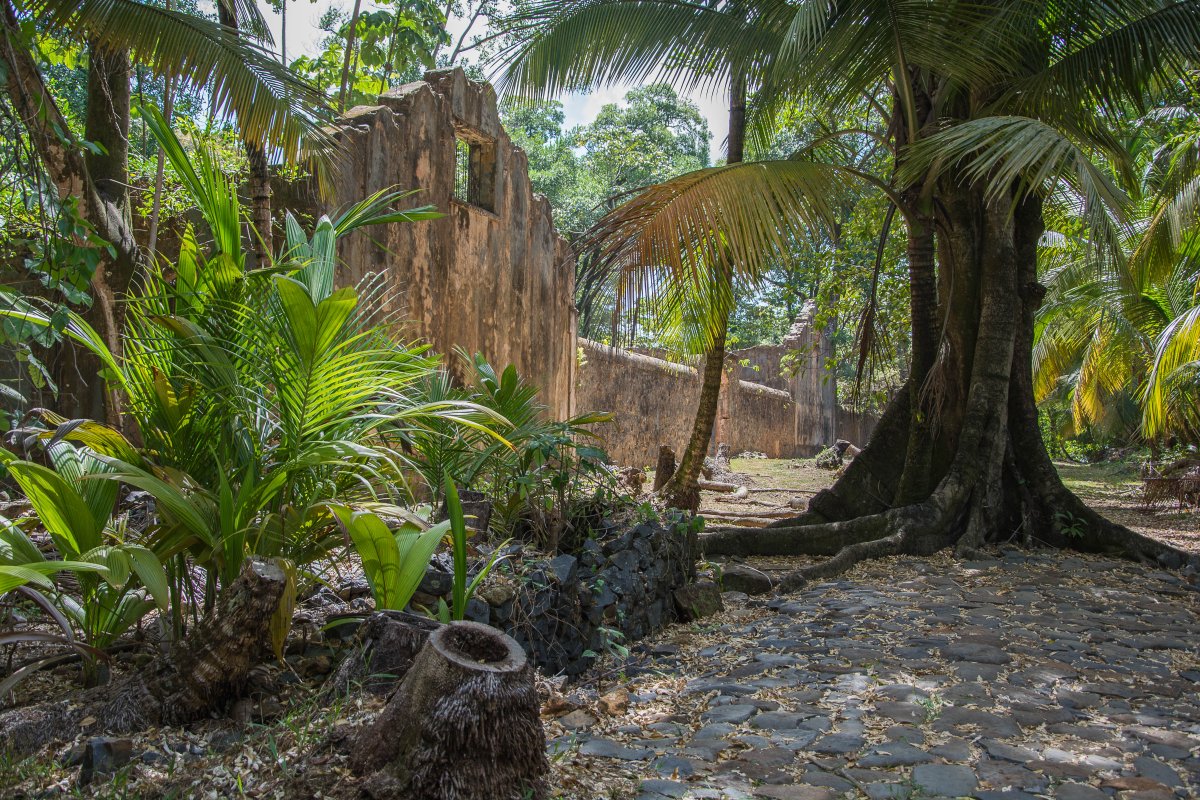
<box><xmin>661</xmin><ymin>71</ymin><xmax>745</xmax><ymax>511</ymax></box>
<box><xmin>216</xmin><ymin>1</ymin><xmax>273</xmax><ymax>264</ymax></box>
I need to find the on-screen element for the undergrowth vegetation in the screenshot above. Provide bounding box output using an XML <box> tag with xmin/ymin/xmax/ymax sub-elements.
<box><xmin>0</xmin><ymin>107</ymin><xmax>630</xmax><ymax>701</ymax></box>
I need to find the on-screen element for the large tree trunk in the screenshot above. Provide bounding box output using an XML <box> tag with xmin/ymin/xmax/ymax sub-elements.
<box><xmin>0</xmin><ymin>558</ymin><xmax>290</xmax><ymax>757</ymax></box>
<box><xmin>700</xmin><ymin>184</ymin><xmax>1192</xmax><ymax>581</ymax></box>
<box><xmin>75</xmin><ymin>41</ymin><xmax>137</xmax><ymax>427</ymax></box>
<box><xmin>351</xmin><ymin>621</ymin><xmax>549</xmax><ymax>800</ymax></box>
<box><xmin>661</xmin><ymin>69</ymin><xmax>746</xmax><ymax>511</ymax></box>
<box><xmin>1</xmin><ymin>4</ymin><xmax>143</xmax><ymax>426</ymax></box>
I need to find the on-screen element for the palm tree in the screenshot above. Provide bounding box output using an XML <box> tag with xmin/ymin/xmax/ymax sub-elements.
<box><xmin>1033</xmin><ymin>118</ymin><xmax>1200</xmax><ymax>447</ymax></box>
<box><xmin>1</xmin><ymin>0</ymin><xmax>331</xmax><ymax>421</ymax></box>
<box><xmin>1135</xmin><ymin>121</ymin><xmax>1200</xmax><ymax>444</ymax></box>
<box><xmin>500</xmin><ymin>0</ymin><xmax>844</xmax><ymax>510</ymax></box>
<box><xmin>503</xmin><ymin>0</ymin><xmax>1200</xmax><ymax>576</ymax></box>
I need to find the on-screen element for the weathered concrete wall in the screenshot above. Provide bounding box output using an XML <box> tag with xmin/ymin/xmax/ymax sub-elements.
<box><xmin>730</xmin><ymin>300</ymin><xmax>837</xmax><ymax>454</ymax></box>
<box><xmin>576</xmin><ymin>301</ymin><xmax>878</xmax><ymax>466</ymax></box>
<box><xmin>292</xmin><ymin>68</ymin><xmax>576</xmax><ymax>418</ymax></box>
<box><xmin>721</xmin><ymin>380</ymin><xmax>798</xmax><ymax>458</ymax></box>
<box><xmin>837</xmin><ymin>407</ymin><xmax>879</xmax><ymax>449</ymax></box>
<box><xmin>577</xmin><ymin>336</ymin><xmax>833</xmax><ymax>467</ymax></box>
<box><xmin>575</xmin><ymin>339</ymin><xmax>703</xmax><ymax>467</ymax></box>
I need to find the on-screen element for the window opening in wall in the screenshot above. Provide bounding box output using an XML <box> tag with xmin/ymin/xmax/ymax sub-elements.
<box><xmin>452</xmin><ymin>132</ymin><xmax>497</xmax><ymax>213</ymax></box>
<box><xmin>453</xmin><ymin>138</ymin><xmax>471</xmax><ymax>204</ymax></box>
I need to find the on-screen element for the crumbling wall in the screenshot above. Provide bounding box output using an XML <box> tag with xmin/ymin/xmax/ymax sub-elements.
<box><xmin>290</xmin><ymin>68</ymin><xmax>576</xmax><ymax>418</ymax></box>
<box><xmin>575</xmin><ymin>339</ymin><xmax>702</xmax><ymax>467</ymax></box>
<box><xmin>577</xmin><ymin>338</ymin><xmax>822</xmax><ymax>466</ymax></box>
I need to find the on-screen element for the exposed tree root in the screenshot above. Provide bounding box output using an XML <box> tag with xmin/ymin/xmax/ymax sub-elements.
<box><xmin>776</xmin><ymin>531</ymin><xmax>905</xmax><ymax>592</ymax></box>
<box><xmin>0</xmin><ymin>558</ymin><xmax>289</xmax><ymax>757</ymax></box>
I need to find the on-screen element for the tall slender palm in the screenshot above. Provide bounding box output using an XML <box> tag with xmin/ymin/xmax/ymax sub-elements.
<box><xmin>500</xmin><ymin>0</ymin><xmax>843</xmax><ymax>509</ymax></box>
<box><xmin>504</xmin><ymin>0</ymin><xmax>1200</xmax><ymax>574</ymax></box>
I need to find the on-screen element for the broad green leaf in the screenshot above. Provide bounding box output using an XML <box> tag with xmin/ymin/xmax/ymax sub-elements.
<box><xmin>6</xmin><ymin>461</ymin><xmax>101</xmax><ymax>556</ymax></box>
<box><xmin>332</xmin><ymin>505</ymin><xmax>402</xmax><ymax>609</ymax></box>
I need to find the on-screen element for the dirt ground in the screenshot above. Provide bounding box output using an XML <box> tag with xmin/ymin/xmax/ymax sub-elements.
<box><xmin>694</xmin><ymin>456</ymin><xmax>1199</xmax><ymax>555</ymax></box>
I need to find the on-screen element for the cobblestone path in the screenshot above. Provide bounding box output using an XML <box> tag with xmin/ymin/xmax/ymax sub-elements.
<box><xmin>547</xmin><ymin>550</ymin><xmax>1200</xmax><ymax>800</ymax></box>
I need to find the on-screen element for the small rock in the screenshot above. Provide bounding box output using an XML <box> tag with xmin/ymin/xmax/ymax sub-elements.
<box><xmin>549</xmin><ymin>554</ymin><xmax>579</xmax><ymax>584</ymax></box>
<box><xmin>579</xmin><ymin>738</ymin><xmax>654</xmax><ymax>760</ymax></box>
<box><xmin>1053</xmin><ymin>783</ymin><xmax>1110</xmax><ymax>800</ymax></box>
<box><xmin>912</xmin><ymin>763</ymin><xmax>978</xmax><ymax>797</ymax></box>
<box><xmin>701</xmin><ymin>703</ymin><xmax>759</xmax><ymax>725</ymax></box>
<box><xmin>478</xmin><ymin>583</ymin><xmax>515</xmax><ymax>606</ymax></box>
<box><xmin>78</xmin><ymin>738</ymin><xmax>134</xmax><ymax>784</ymax></box>
<box><xmin>674</xmin><ymin>581</ymin><xmax>724</xmax><ymax>620</ymax></box>
<box><xmin>809</xmin><ymin>732</ymin><xmax>864</xmax><ymax>755</ymax></box>
<box><xmin>638</xmin><ymin>778</ymin><xmax>688</xmax><ymax>798</ymax></box>
<box><xmin>557</xmin><ymin>709</ymin><xmax>597</xmax><ymax>730</ymax></box>
<box><xmin>600</xmin><ymin>688</ymin><xmax>631</xmax><ymax>715</ymax></box>
<box><xmin>942</xmin><ymin>641</ymin><xmax>1012</xmax><ymax>665</ymax></box>
<box><xmin>753</xmin><ymin>786</ymin><xmax>838</xmax><ymax>800</ymax></box>
<box><xmin>857</xmin><ymin>741</ymin><xmax>932</xmax><ymax>767</ymax></box>
<box><xmin>721</xmin><ymin>564</ymin><xmax>773</xmax><ymax>595</ymax></box>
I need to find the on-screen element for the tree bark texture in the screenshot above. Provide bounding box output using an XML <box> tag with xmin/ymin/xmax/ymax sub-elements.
<box><xmin>699</xmin><ymin>184</ymin><xmax>1193</xmax><ymax>581</ymax></box>
<box><xmin>351</xmin><ymin>621</ymin><xmax>549</xmax><ymax>800</ymax></box>
<box><xmin>652</xmin><ymin>444</ymin><xmax>677</xmax><ymax>492</ymax></box>
<box><xmin>0</xmin><ymin>4</ymin><xmax>144</xmax><ymax>425</ymax></box>
<box><xmin>0</xmin><ymin>558</ymin><xmax>289</xmax><ymax>756</ymax></box>
<box><xmin>216</xmin><ymin>1</ymin><xmax>273</xmax><ymax>265</ymax></box>
<box><xmin>326</xmin><ymin>611</ymin><xmax>439</xmax><ymax>696</ymax></box>
<box><xmin>663</xmin><ymin>323</ymin><xmax>728</xmax><ymax>511</ymax></box>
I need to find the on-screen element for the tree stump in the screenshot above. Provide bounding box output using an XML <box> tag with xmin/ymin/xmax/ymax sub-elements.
<box><xmin>0</xmin><ymin>558</ymin><xmax>290</xmax><ymax>756</ymax></box>
<box><xmin>653</xmin><ymin>444</ymin><xmax>677</xmax><ymax>491</ymax></box>
<box><xmin>352</xmin><ymin>621</ymin><xmax>548</xmax><ymax>800</ymax></box>
<box><xmin>326</xmin><ymin>611</ymin><xmax>440</xmax><ymax>696</ymax></box>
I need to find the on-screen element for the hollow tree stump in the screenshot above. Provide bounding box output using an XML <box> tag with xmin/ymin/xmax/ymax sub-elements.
<box><xmin>653</xmin><ymin>445</ymin><xmax>677</xmax><ymax>492</ymax></box>
<box><xmin>352</xmin><ymin>621</ymin><xmax>548</xmax><ymax>800</ymax></box>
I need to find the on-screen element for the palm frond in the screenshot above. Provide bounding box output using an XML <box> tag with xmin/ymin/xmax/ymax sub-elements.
<box><xmin>901</xmin><ymin>116</ymin><xmax>1131</xmax><ymax>251</ymax></box>
<box><xmin>494</xmin><ymin>0</ymin><xmax>783</xmax><ymax>98</ymax></box>
<box><xmin>33</xmin><ymin>0</ymin><xmax>332</xmax><ymax>162</ymax></box>
<box><xmin>1010</xmin><ymin>1</ymin><xmax>1200</xmax><ymax>119</ymax></box>
<box><xmin>581</xmin><ymin>159</ymin><xmax>843</xmax><ymax>347</ymax></box>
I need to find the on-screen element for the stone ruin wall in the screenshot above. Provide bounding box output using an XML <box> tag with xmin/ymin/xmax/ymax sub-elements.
<box><xmin>294</xmin><ymin>69</ymin><xmax>871</xmax><ymax>464</ymax></box>
<box><xmin>290</xmin><ymin>68</ymin><xmax>576</xmax><ymax>419</ymax></box>
<box><xmin>576</xmin><ymin>303</ymin><xmax>879</xmax><ymax>467</ymax></box>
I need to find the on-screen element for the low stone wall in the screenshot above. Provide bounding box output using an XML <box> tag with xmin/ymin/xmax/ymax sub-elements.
<box><xmin>473</xmin><ymin>519</ymin><xmax>696</xmax><ymax>676</ymax></box>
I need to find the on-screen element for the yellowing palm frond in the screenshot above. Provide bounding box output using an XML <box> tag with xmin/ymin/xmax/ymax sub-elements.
<box><xmin>581</xmin><ymin>159</ymin><xmax>843</xmax><ymax>347</ymax></box>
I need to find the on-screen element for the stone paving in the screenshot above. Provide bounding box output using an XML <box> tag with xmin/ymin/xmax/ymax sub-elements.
<box><xmin>547</xmin><ymin>550</ymin><xmax>1200</xmax><ymax>800</ymax></box>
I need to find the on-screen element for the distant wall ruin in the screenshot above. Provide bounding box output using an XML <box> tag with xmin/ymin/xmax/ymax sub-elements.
<box><xmin>576</xmin><ymin>302</ymin><xmax>877</xmax><ymax>467</ymax></box>
<box><xmin>292</xmin><ymin>68</ymin><xmax>576</xmax><ymax>418</ymax></box>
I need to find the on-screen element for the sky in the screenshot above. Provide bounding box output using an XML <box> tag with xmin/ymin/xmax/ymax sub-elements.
<box><xmin>256</xmin><ymin>0</ymin><xmax>731</xmax><ymax>162</ymax></box>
